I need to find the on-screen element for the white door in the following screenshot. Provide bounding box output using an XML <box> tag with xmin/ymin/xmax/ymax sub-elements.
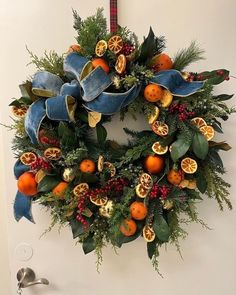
<box><xmin>1</xmin><ymin>0</ymin><xmax>236</xmax><ymax>294</ymax></box>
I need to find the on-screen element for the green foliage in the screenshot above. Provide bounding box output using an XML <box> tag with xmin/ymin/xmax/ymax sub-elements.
<box><xmin>27</xmin><ymin>47</ymin><xmax>64</xmax><ymax>78</ymax></box>
<box><xmin>171</xmin><ymin>133</ymin><xmax>192</xmax><ymax>162</ymax></box>
<box><xmin>61</xmin><ymin>147</ymin><xmax>88</xmax><ymax>166</ymax></box>
<box><xmin>192</xmin><ymin>132</ymin><xmax>209</xmax><ymax>160</ymax></box>
<box><xmin>173</xmin><ymin>41</ymin><xmax>205</xmax><ymax>71</ymax></box>
<box><xmin>73</xmin><ymin>8</ymin><xmax>107</xmax><ymax>57</ymax></box>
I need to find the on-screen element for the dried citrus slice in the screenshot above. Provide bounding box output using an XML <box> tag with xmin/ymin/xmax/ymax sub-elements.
<box><xmin>115</xmin><ymin>54</ymin><xmax>126</xmax><ymax>74</ymax></box>
<box><xmin>200</xmin><ymin>125</ymin><xmax>215</xmax><ymax>141</ymax></box>
<box><xmin>181</xmin><ymin>157</ymin><xmax>198</xmax><ymax>174</ymax></box>
<box><xmin>43</xmin><ymin>147</ymin><xmax>62</xmax><ymax>160</ymax></box>
<box><xmin>103</xmin><ymin>162</ymin><xmax>116</xmax><ymax>177</ymax></box>
<box><xmin>143</xmin><ymin>225</ymin><xmax>155</xmax><ymax>242</ymax></box>
<box><xmin>159</xmin><ymin>89</ymin><xmax>173</xmax><ymax>108</ymax></box>
<box><xmin>95</xmin><ymin>40</ymin><xmax>108</xmax><ymax>57</ymax></box>
<box><xmin>108</xmin><ymin>35</ymin><xmax>123</xmax><ymax>54</ymax></box>
<box><xmin>90</xmin><ymin>195</ymin><xmax>108</xmax><ymax>206</ymax></box>
<box><xmin>97</xmin><ymin>155</ymin><xmax>104</xmax><ymax>172</ymax></box>
<box><xmin>151</xmin><ymin>121</ymin><xmax>169</xmax><ymax>137</ymax></box>
<box><xmin>148</xmin><ymin>106</ymin><xmax>160</xmax><ymax>124</ymax></box>
<box><xmin>135</xmin><ymin>184</ymin><xmax>149</xmax><ymax>198</ymax></box>
<box><xmin>67</xmin><ymin>44</ymin><xmax>81</xmax><ymax>53</ymax></box>
<box><xmin>139</xmin><ymin>173</ymin><xmax>153</xmax><ymax>190</ymax></box>
<box><xmin>35</xmin><ymin>169</ymin><xmax>46</xmax><ymax>183</ymax></box>
<box><xmin>73</xmin><ymin>183</ymin><xmax>89</xmax><ymax>197</ymax></box>
<box><xmin>11</xmin><ymin>106</ymin><xmax>28</xmax><ymax>118</ymax></box>
<box><xmin>152</xmin><ymin>141</ymin><xmax>168</xmax><ymax>155</ymax></box>
<box><xmin>191</xmin><ymin>117</ymin><xmax>207</xmax><ymax>128</ymax></box>
<box><xmin>187</xmin><ymin>179</ymin><xmax>197</xmax><ymax>190</ymax></box>
<box><xmin>162</xmin><ymin>199</ymin><xmax>174</xmax><ymax>210</ymax></box>
<box><xmin>20</xmin><ymin>152</ymin><xmax>37</xmax><ymax>165</ymax></box>
<box><xmin>179</xmin><ymin>179</ymin><xmax>189</xmax><ymax>188</ymax></box>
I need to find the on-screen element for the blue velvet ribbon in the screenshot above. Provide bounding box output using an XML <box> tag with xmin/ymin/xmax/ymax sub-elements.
<box><xmin>13</xmin><ymin>160</ymin><xmax>34</xmax><ymax>223</ymax></box>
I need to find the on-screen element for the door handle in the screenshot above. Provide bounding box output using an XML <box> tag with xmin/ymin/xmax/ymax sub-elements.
<box><xmin>17</xmin><ymin>267</ymin><xmax>49</xmax><ymax>288</ymax></box>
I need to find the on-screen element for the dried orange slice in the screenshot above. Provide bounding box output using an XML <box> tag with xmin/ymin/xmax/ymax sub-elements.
<box><xmin>139</xmin><ymin>173</ymin><xmax>153</xmax><ymax>190</ymax></box>
<box><xmin>73</xmin><ymin>183</ymin><xmax>89</xmax><ymax>198</ymax></box>
<box><xmin>152</xmin><ymin>141</ymin><xmax>168</xmax><ymax>155</ymax></box>
<box><xmin>151</xmin><ymin>121</ymin><xmax>169</xmax><ymax>137</ymax></box>
<box><xmin>90</xmin><ymin>195</ymin><xmax>108</xmax><ymax>206</ymax></box>
<box><xmin>135</xmin><ymin>184</ymin><xmax>149</xmax><ymax>198</ymax></box>
<box><xmin>159</xmin><ymin>89</ymin><xmax>173</xmax><ymax>108</ymax></box>
<box><xmin>148</xmin><ymin>106</ymin><xmax>160</xmax><ymax>124</ymax></box>
<box><xmin>191</xmin><ymin>117</ymin><xmax>207</xmax><ymax>128</ymax></box>
<box><xmin>20</xmin><ymin>152</ymin><xmax>37</xmax><ymax>165</ymax></box>
<box><xmin>181</xmin><ymin>157</ymin><xmax>198</xmax><ymax>174</ymax></box>
<box><xmin>103</xmin><ymin>162</ymin><xmax>116</xmax><ymax>177</ymax></box>
<box><xmin>108</xmin><ymin>35</ymin><xmax>123</xmax><ymax>54</ymax></box>
<box><xmin>43</xmin><ymin>147</ymin><xmax>62</xmax><ymax>160</ymax></box>
<box><xmin>115</xmin><ymin>54</ymin><xmax>126</xmax><ymax>74</ymax></box>
<box><xmin>97</xmin><ymin>155</ymin><xmax>104</xmax><ymax>172</ymax></box>
<box><xmin>95</xmin><ymin>40</ymin><xmax>108</xmax><ymax>57</ymax></box>
<box><xmin>143</xmin><ymin>225</ymin><xmax>156</xmax><ymax>242</ymax></box>
<box><xmin>11</xmin><ymin>106</ymin><xmax>28</xmax><ymax>118</ymax></box>
<box><xmin>162</xmin><ymin>199</ymin><xmax>174</xmax><ymax>210</ymax></box>
<box><xmin>200</xmin><ymin>125</ymin><xmax>215</xmax><ymax>141</ymax></box>
<box><xmin>35</xmin><ymin>169</ymin><xmax>46</xmax><ymax>183</ymax></box>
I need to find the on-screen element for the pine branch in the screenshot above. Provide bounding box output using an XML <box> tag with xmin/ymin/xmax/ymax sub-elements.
<box><xmin>173</xmin><ymin>41</ymin><xmax>205</xmax><ymax>71</ymax></box>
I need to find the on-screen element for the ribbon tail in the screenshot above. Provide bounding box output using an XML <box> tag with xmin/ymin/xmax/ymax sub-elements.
<box><xmin>14</xmin><ymin>160</ymin><xmax>30</xmax><ymax>179</ymax></box>
<box><xmin>14</xmin><ymin>191</ymin><xmax>35</xmax><ymax>223</ymax></box>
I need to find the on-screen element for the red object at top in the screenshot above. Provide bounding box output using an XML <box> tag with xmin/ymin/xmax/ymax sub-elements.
<box><xmin>110</xmin><ymin>0</ymin><xmax>118</xmax><ymax>33</ymax></box>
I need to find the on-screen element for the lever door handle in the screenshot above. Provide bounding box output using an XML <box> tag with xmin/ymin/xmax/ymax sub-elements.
<box><xmin>17</xmin><ymin>267</ymin><xmax>49</xmax><ymax>288</ymax></box>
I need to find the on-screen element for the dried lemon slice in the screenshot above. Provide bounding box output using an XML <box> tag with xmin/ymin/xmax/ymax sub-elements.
<box><xmin>108</xmin><ymin>35</ymin><xmax>123</xmax><ymax>54</ymax></box>
<box><xmin>152</xmin><ymin>141</ymin><xmax>168</xmax><ymax>155</ymax></box>
<box><xmin>90</xmin><ymin>195</ymin><xmax>108</xmax><ymax>206</ymax></box>
<box><xmin>44</xmin><ymin>147</ymin><xmax>62</xmax><ymax>160</ymax></box>
<box><xmin>191</xmin><ymin>117</ymin><xmax>207</xmax><ymax>128</ymax></box>
<box><xmin>181</xmin><ymin>157</ymin><xmax>198</xmax><ymax>174</ymax></box>
<box><xmin>20</xmin><ymin>152</ymin><xmax>37</xmax><ymax>165</ymax></box>
<box><xmin>159</xmin><ymin>89</ymin><xmax>173</xmax><ymax>108</ymax></box>
<box><xmin>135</xmin><ymin>184</ymin><xmax>149</xmax><ymax>198</ymax></box>
<box><xmin>151</xmin><ymin>121</ymin><xmax>169</xmax><ymax>137</ymax></box>
<box><xmin>200</xmin><ymin>125</ymin><xmax>215</xmax><ymax>141</ymax></box>
<box><xmin>139</xmin><ymin>173</ymin><xmax>153</xmax><ymax>190</ymax></box>
<box><xmin>73</xmin><ymin>183</ymin><xmax>89</xmax><ymax>198</ymax></box>
<box><xmin>12</xmin><ymin>106</ymin><xmax>28</xmax><ymax>118</ymax></box>
<box><xmin>143</xmin><ymin>225</ymin><xmax>156</xmax><ymax>242</ymax></box>
<box><xmin>95</xmin><ymin>40</ymin><xmax>108</xmax><ymax>57</ymax></box>
<box><xmin>115</xmin><ymin>54</ymin><xmax>126</xmax><ymax>74</ymax></box>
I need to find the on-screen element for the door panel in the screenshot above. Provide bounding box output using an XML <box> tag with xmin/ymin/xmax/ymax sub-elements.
<box><xmin>1</xmin><ymin>1</ymin><xmax>236</xmax><ymax>294</ymax></box>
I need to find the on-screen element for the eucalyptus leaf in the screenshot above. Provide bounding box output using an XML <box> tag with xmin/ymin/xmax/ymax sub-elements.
<box><xmin>138</xmin><ymin>27</ymin><xmax>156</xmax><ymax>63</ymax></box>
<box><xmin>69</xmin><ymin>219</ymin><xmax>84</xmax><ymax>239</ymax></box>
<box><xmin>147</xmin><ymin>240</ymin><xmax>158</xmax><ymax>259</ymax></box>
<box><xmin>192</xmin><ymin>132</ymin><xmax>208</xmax><ymax>160</ymax></box>
<box><xmin>196</xmin><ymin>172</ymin><xmax>207</xmax><ymax>193</ymax></box>
<box><xmin>171</xmin><ymin>134</ymin><xmax>192</xmax><ymax>162</ymax></box>
<box><xmin>96</xmin><ymin>124</ymin><xmax>107</xmax><ymax>146</ymax></box>
<box><xmin>213</xmin><ymin>94</ymin><xmax>234</xmax><ymax>101</ymax></box>
<box><xmin>82</xmin><ymin>235</ymin><xmax>95</xmax><ymax>254</ymax></box>
<box><xmin>37</xmin><ymin>175</ymin><xmax>61</xmax><ymax>192</ymax></box>
<box><xmin>153</xmin><ymin>215</ymin><xmax>170</xmax><ymax>242</ymax></box>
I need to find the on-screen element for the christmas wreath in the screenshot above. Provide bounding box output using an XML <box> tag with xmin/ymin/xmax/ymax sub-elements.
<box><xmin>9</xmin><ymin>9</ymin><xmax>234</xmax><ymax>272</ymax></box>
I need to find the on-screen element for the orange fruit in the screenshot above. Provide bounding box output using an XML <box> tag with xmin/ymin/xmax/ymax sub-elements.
<box><xmin>144</xmin><ymin>155</ymin><xmax>165</xmax><ymax>174</ymax></box>
<box><xmin>167</xmin><ymin>169</ymin><xmax>183</xmax><ymax>185</ymax></box>
<box><xmin>90</xmin><ymin>195</ymin><xmax>108</xmax><ymax>206</ymax></box>
<box><xmin>17</xmin><ymin>172</ymin><xmax>37</xmax><ymax>196</ymax></box>
<box><xmin>103</xmin><ymin>162</ymin><xmax>116</xmax><ymax>177</ymax></box>
<box><xmin>135</xmin><ymin>184</ymin><xmax>149</xmax><ymax>198</ymax></box>
<box><xmin>73</xmin><ymin>183</ymin><xmax>89</xmax><ymax>198</ymax></box>
<box><xmin>115</xmin><ymin>54</ymin><xmax>126</xmax><ymax>74</ymax></box>
<box><xmin>152</xmin><ymin>141</ymin><xmax>168</xmax><ymax>155</ymax></box>
<box><xmin>92</xmin><ymin>58</ymin><xmax>110</xmax><ymax>74</ymax></box>
<box><xmin>20</xmin><ymin>152</ymin><xmax>37</xmax><ymax>166</ymax></box>
<box><xmin>181</xmin><ymin>157</ymin><xmax>198</xmax><ymax>174</ymax></box>
<box><xmin>119</xmin><ymin>218</ymin><xmax>137</xmax><ymax>237</ymax></box>
<box><xmin>130</xmin><ymin>201</ymin><xmax>148</xmax><ymax>220</ymax></box>
<box><xmin>159</xmin><ymin>89</ymin><xmax>173</xmax><ymax>108</ymax></box>
<box><xmin>67</xmin><ymin>44</ymin><xmax>81</xmax><ymax>53</ymax></box>
<box><xmin>79</xmin><ymin>159</ymin><xmax>96</xmax><ymax>174</ymax></box>
<box><xmin>151</xmin><ymin>53</ymin><xmax>173</xmax><ymax>72</ymax></box>
<box><xmin>52</xmin><ymin>181</ymin><xmax>69</xmax><ymax>199</ymax></box>
<box><xmin>95</xmin><ymin>40</ymin><xmax>107</xmax><ymax>57</ymax></box>
<box><xmin>144</xmin><ymin>84</ymin><xmax>163</xmax><ymax>102</ymax></box>
<box><xmin>139</xmin><ymin>173</ymin><xmax>153</xmax><ymax>190</ymax></box>
<box><xmin>44</xmin><ymin>147</ymin><xmax>62</xmax><ymax>160</ymax></box>
<box><xmin>148</xmin><ymin>106</ymin><xmax>160</xmax><ymax>124</ymax></box>
<box><xmin>152</xmin><ymin>121</ymin><xmax>169</xmax><ymax>136</ymax></box>
<box><xmin>108</xmin><ymin>35</ymin><xmax>123</xmax><ymax>54</ymax></box>
<box><xmin>11</xmin><ymin>105</ymin><xmax>28</xmax><ymax>118</ymax></box>
<box><xmin>143</xmin><ymin>225</ymin><xmax>156</xmax><ymax>242</ymax></box>
<box><xmin>191</xmin><ymin>117</ymin><xmax>207</xmax><ymax>129</ymax></box>
<box><xmin>200</xmin><ymin>125</ymin><xmax>215</xmax><ymax>141</ymax></box>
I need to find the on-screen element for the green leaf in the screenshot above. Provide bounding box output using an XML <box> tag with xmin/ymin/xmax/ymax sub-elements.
<box><xmin>200</xmin><ymin>69</ymin><xmax>229</xmax><ymax>85</ymax></box>
<box><xmin>82</xmin><ymin>235</ymin><xmax>95</xmax><ymax>254</ymax></box>
<box><xmin>147</xmin><ymin>240</ymin><xmax>158</xmax><ymax>259</ymax></box>
<box><xmin>19</xmin><ymin>81</ymin><xmax>38</xmax><ymax>101</ymax></box>
<box><xmin>196</xmin><ymin>172</ymin><xmax>207</xmax><ymax>193</ymax></box>
<box><xmin>209</xmin><ymin>141</ymin><xmax>231</xmax><ymax>151</ymax></box>
<box><xmin>9</xmin><ymin>99</ymin><xmax>22</xmax><ymax>107</ymax></box>
<box><xmin>37</xmin><ymin>175</ymin><xmax>61</xmax><ymax>192</ymax></box>
<box><xmin>209</xmin><ymin>150</ymin><xmax>224</xmax><ymax>168</ymax></box>
<box><xmin>170</xmin><ymin>134</ymin><xmax>192</xmax><ymax>162</ymax></box>
<box><xmin>58</xmin><ymin>122</ymin><xmax>77</xmax><ymax>148</ymax></box>
<box><xmin>213</xmin><ymin>94</ymin><xmax>234</xmax><ymax>101</ymax></box>
<box><xmin>192</xmin><ymin>132</ymin><xmax>209</xmax><ymax>160</ymax></box>
<box><xmin>76</xmin><ymin>109</ymin><xmax>88</xmax><ymax>123</ymax></box>
<box><xmin>153</xmin><ymin>215</ymin><xmax>170</xmax><ymax>242</ymax></box>
<box><xmin>69</xmin><ymin>219</ymin><xmax>84</xmax><ymax>239</ymax></box>
<box><xmin>75</xmin><ymin>171</ymin><xmax>99</xmax><ymax>184</ymax></box>
<box><xmin>138</xmin><ymin>27</ymin><xmax>156</xmax><ymax>63</ymax></box>
<box><xmin>96</xmin><ymin>124</ymin><xmax>107</xmax><ymax>146</ymax></box>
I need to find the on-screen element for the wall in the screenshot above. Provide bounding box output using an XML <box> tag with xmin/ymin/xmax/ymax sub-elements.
<box><xmin>0</xmin><ymin>0</ymin><xmax>236</xmax><ymax>294</ymax></box>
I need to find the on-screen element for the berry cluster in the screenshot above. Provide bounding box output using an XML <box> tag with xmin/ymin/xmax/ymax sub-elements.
<box><xmin>40</xmin><ymin>136</ymin><xmax>60</xmax><ymax>146</ymax></box>
<box><xmin>169</xmin><ymin>103</ymin><xmax>195</xmax><ymax>121</ymax></box>
<box><xmin>121</xmin><ymin>43</ymin><xmax>135</xmax><ymax>56</ymax></box>
<box><xmin>76</xmin><ymin>196</ymin><xmax>89</xmax><ymax>229</ymax></box>
<box><xmin>30</xmin><ymin>157</ymin><xmax>51</xmax><ymax>171</ymax></box>
<box><xmin>149</xmin><ymin>184</ymin><xmax>172</xmax><ymax>199</ymax></box>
